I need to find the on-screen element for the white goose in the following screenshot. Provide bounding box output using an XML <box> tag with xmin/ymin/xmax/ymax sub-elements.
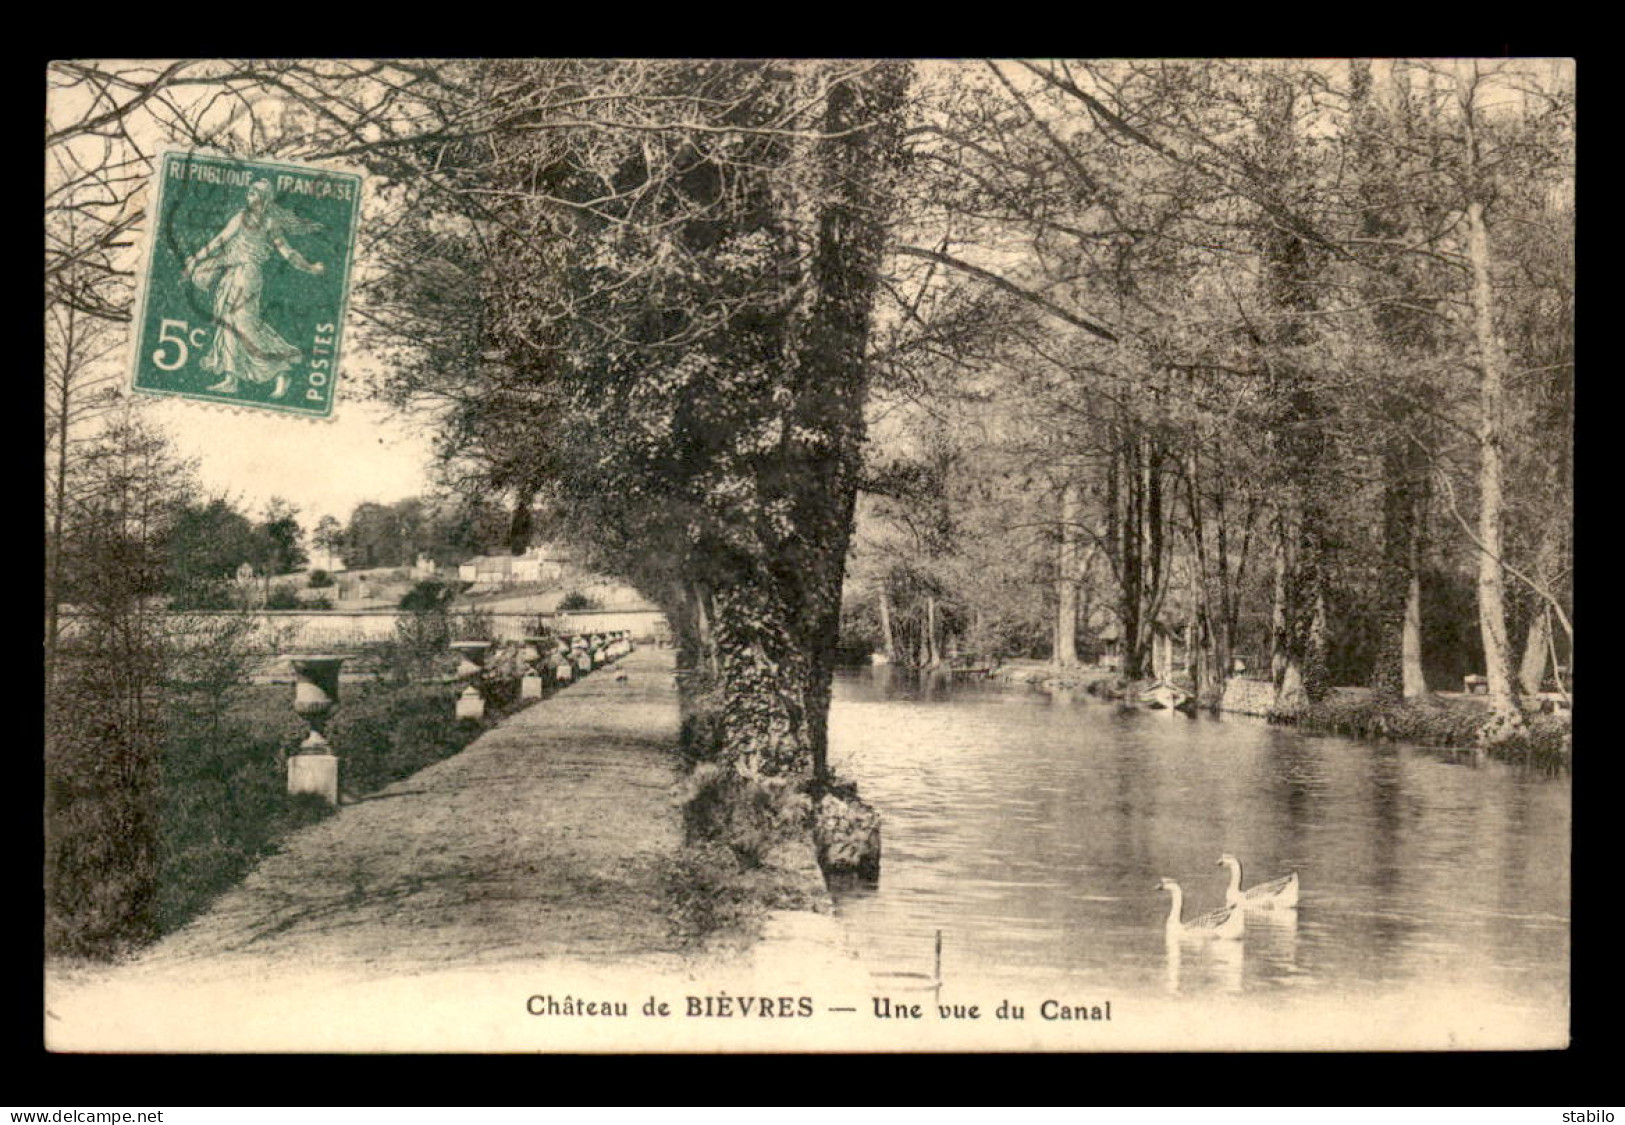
<box><xmin>1157</xmin><ymin>878</ymin><xmax>1244</xmax><ymax>941</ymax></box>
<box><xmin>1217</xmin><ymin>853</ymin><xmax>1299</xmax><ymax>911</ymax></box>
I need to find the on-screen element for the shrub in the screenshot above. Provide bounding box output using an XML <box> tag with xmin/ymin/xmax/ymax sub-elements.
<box><xmin>160</xmin><ymin>610</ymin><xmax>263</xmax><ymax>731</ymax></box>
<box><xmin>557</xmin><ymin>590</ymin><xmax>601</xmax><ymax>612</ymax></box>
<box><xmin>368</xmin><ymin>609</ymin><xmax>455</xmax><ymax>684</ymax></box>
<box><xmin>1305</xmin><ymin>695</ymin><xmax>1458</xmax><ymax>743</ymax></box>
<box><xmin>1295</xmin><ymin>694</ymin><xmax>1571</xmax><ymax>773</ymax></box>
<box><xmin>1298</xmin><ymin>694</ymin><xmax>1483</xmax><ymax>746</ymax></box>
<box><xmin>664</xmin><ymin>764</ymin><xmax>829</xmax><ymax>945</ymax></box>
<box><xmin>476</xmin><ymin>651</ymin><xmax>524</xmax><ymax>713</ymax></box>
<box><xmin>332</xmin><ymin>683</ymin><xmax>471</xmax><ymax>793</ymax></box>
<box><xmin>1485</xmin><ymin>714</ymin><xmax>1571</xmax><ymax>775</ymax></box>
<box><xmin>47</xmin><ymin>642</ymin><xmax>165</xmax><ymax>958</ymax></box>
<box><xmin>399</xmin><ymin>577</ymin><xmax>462</xmax><ymax>613</ymax></box>
<box><xmin>265</xmin><ymin>585</ymin><xmax>303</xmax><ymax>610</ymax></box>
<box><xmin>661</xmin><ymin>841</ymin><xmax>776</xmax><ymax>945</ymax></box>
<box><xmin>307</xmin><ymin>569</ymin><xmax>334</xmax><ymax>589</ymax></box>
<box><xmin>449</xmin><ymin>605</ymin><xmax>495</xmax><ymax>642</ymax></box>
<box><xmin>676</xmin><ymin>668</ymin><xmax>724</xmax><ymax>768</ymax></box>
<box><xmin>679</xmin><ymin>764</ymin><xmax>810</xmax><ymax>868</ymax></box>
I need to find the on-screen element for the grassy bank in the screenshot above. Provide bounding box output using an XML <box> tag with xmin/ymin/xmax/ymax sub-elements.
<box><xmin>156</xmin><ymin>676</ymin><xmax>545</xmax><ymax>939</ymax></box>
<box><xmin>664</xmin><ymin>685</ymin><xmax>855</xmax><ymax>947</ymax></box>
<box><xmin>661</xmin><ymin>764</ymin><xmax>829</xmax><ymax>948</ymax></box>
<box><xmin>995</xmin><ymin>664</ymin><xmax>1572</xmax><ymax>771</ymax></box>
<box><xmin>46</xmin><ymin>647</ymin><xmax>549</xmax><ymax>960</ymax></box>
<box><xmin>991</xmin><ymin>660</ymin><xmax>1120</xmax><ymax>690</ymax></box>
<box><xmin>1294</xmin><ymin>691</ymin><xmax>1571</xmax><ymax>771</ymax></box>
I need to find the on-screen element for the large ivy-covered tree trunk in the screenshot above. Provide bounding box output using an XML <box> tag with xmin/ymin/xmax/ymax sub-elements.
<box><xmin>711</xmin><ymin>575</ymin><xmax>814</xmax><ymax>776</ymax></box>
<box><xmin>701</xmin><ymin>63</ymin><xmax>911</xmax><ymax>783</ymax></box>
<box><xmin>793</xmin><ymin>62</ymin><xmax>910</xmax><ymax>781</ymax></box>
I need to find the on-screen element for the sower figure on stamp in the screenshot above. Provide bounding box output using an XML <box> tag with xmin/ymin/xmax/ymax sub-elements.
<box><xmin>184</xmin><ymin>179</ymin><xmax>326</xmax><ymax>399</ymax></box>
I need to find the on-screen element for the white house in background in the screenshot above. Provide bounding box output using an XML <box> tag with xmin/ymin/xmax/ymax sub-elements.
<box><xmin>457</xmin><ymin>544</ymin><xmax>572</xmax><ymax>586</ymax></box>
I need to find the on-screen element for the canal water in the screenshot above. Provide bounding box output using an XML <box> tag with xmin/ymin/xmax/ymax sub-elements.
<box><xmin>826</xmin><ymin>668</ymin><xmax>1570</xmax><ymax>1048</ymax></box>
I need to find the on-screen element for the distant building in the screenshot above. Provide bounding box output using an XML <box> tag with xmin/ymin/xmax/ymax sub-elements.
<box><xmin>457</xmin><ymin>544</ymin><xmax>570</xmax><ymax>586</ymax></box>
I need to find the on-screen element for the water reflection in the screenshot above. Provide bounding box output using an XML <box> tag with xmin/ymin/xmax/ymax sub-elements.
<box><xmin>1163</xmin><ymin>930</ymin><xmax>1247</xmax><ymax>995</ymax></box>
<box><xmin>1243</xmin><ymin>908</ymin><xmax>1300</xmax><ymax>988</ymax></box>
<box><xmin>827</xmin><ymin>667</ymin><xmax>1570</xmax><ymax>1025</ymax></box>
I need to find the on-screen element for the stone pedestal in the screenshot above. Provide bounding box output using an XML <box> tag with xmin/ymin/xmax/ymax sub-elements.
<box><xmin>521</xmin><ymin>636</ymin><xmax>548</xmax><ymax>699</ymax></box>
<box><xmin>450</xmin><ymin>640</ymin><xmax>492</xmax><ymax>721</ymax></box>
<box><xmin>287</xmin><ymin>752</ymin><xmax>339</xmax><ymax>804</ymax></box>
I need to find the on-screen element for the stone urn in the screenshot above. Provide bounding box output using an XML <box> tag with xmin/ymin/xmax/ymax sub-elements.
<box><xmin>450</xmin><ymin>640</ymin><xmax>493</xmax><ymax>720</ymax></box>
<box><xmin>520</xmin><ymin>635</ymin><xmax>550</xmax><ymax>700</ymax></box>
<box><xmin>288</xmin><ymin>655</ymin><xmax>345</xmax><ymax>805</ymax></box>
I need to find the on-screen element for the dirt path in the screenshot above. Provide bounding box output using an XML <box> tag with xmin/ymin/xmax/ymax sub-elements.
<box><xmin>162</xmin><ymin>648</ymin><xmax>689</xmax><ymax>972</ymax></box>
<box><xmin>46</xmin><ymin>647</ymin><xmax>758</xmax><ymax>1051</ymax></box>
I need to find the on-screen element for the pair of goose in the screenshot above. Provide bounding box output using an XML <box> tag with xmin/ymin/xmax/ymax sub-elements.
<box><xmin>1158</xmin><ymin>854</ymin><xmax>1299</xmax><ymax>941</ymax></box>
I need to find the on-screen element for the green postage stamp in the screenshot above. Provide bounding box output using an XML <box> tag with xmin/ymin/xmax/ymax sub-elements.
<box><xmin>131</xmin><ymin>149</ymin><xmax>363</xmax><ymax>418</ymax></box>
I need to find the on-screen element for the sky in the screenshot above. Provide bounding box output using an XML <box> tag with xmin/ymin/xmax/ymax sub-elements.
<box><xmin>146</xmin><ymin>393</ymin><xmax>437</xmax><ymax>526</ymax></box>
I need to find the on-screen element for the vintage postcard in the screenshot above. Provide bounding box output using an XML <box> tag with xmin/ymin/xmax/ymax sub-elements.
<box><xmin>44</xmin><ymin>58</ymin><xmax>1573</xmax><ymax>1055</ymax></box>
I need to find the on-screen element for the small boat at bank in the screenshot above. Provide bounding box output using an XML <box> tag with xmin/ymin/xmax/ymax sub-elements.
<box><xmin>1140</xmin><ymin>680</ymin><xmax>1195</xmax><ymax>713</ymax></box>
